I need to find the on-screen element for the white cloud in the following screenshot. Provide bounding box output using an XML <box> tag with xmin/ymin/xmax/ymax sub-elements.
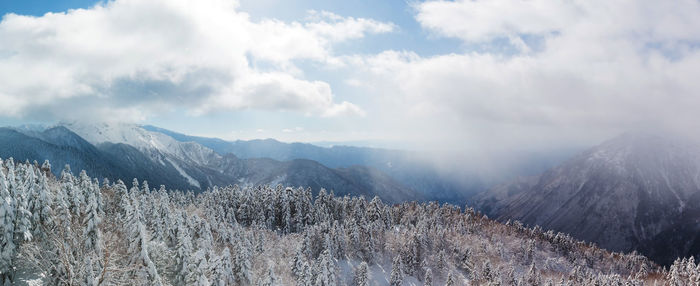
<box><xmin>416</xmin><ymin>0</ymin><xmax>700</xmax><ymax>48</ymax></box>
<box><xmin>0</xmin><ymin>0</ymin><xmax>392</xmax><ymax>121</ymax></box>
<box><xmin>341</xmin><ymin>0</ymin><xmax>700</xmax><ymax>151</ymax></box>
<box><xmin>282</xmin><ymin>127</ymin><xmax>304</xmax><ymax>133</ymax></box>
<box><xmin>321</xmin><ymin>101</ymin><xmax>366</xmax><ymax>118</ymax></box>
<box><xmin>416</xmin><ymin>0</ymin><xmax>577</xmax><ymax>43</ymax></box>
<box><xmin>305</xmin><ymin>10</ymin><xmax>395</xmax><ymax>42</ymax></box>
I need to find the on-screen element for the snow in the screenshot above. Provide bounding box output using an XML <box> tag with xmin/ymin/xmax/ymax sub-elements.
<box><xmin>165</xmin><ymin>157</ymin><xmax>201</xmax><ymax>188</ymax></box>
<box><xmin>269</xmin><ymin>174</ymin><xmax>287</xmax><ymax>186</ymax></box>
<box><xmin>63</xmin><ymin>121</ymin><xmax>221</xmax><ymax>166</ymax></box>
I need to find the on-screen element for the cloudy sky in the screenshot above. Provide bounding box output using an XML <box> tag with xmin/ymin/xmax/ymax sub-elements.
<box><xmin>1</xmin><ymin>0</ymin><xmax>699</xmax><ymax>152</ymax></box>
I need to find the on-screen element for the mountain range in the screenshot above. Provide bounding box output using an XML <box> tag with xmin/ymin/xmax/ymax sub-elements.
<box><xmin>475</xmin><ymin>133</ymin><xmax>700</xmax><ymax>265</ymax></box>
<box><xmin>0</xmin><ymin>122</ymin><xmax>568</xmax><ymax>205</ymax></box>
<box><xmin>141</xmin><ymin>125</ymin><xmax>492</xmax><ymax>203</ymax></box>
<box><xmin>2</xmin><ymin>123</ymin><xmax>421</xmax><ymax>203</ymax></box>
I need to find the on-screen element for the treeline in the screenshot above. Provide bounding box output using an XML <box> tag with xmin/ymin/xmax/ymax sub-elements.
<box><xmin>0</xmin><ymin>157</ymin><xmax>691</xmax><ymax>285</ymax></box>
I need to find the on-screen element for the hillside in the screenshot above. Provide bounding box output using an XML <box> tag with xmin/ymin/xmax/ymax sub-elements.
<box><xmin>475</xmin><ymin>133</ymin><xmax>700</xmax><ymax>266</ymax></box>
<box><xmin>2</xmin><ymin>157</ymin><xmax>693</xmax><ymax>285</ymax></box>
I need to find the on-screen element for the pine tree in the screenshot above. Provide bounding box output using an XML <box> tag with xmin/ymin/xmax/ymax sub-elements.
<box><xmin>211</xmin><ymin>247</ymin><xmax>235</xmax><ymax>286</ymax></box>
<box><xmin>83</xmin><ymin>256</ymin><xmax>98</xmax><ymax>286</ymax></box>
<box><xmin>14</xmin><ymin>180</ymin><xmax>32</xmax><ymax>243</ymax></box>
<box><xmin>187</xmin><ymin>249</ymin><xmax>210</xmax><ymax>286</ymax></box>
<box><xmin>0</xmin><ymin>162</ymin><xmax>16</xmax><ymax>285</ymax></box>
<box><xmin>75</xmin><ymin>170</ymin><xmax>91</xmax><ymax>216</ymax></box>
<box><xmin>30</xmin><ymin>173</ymin><xmax>52</xmax><ymax>235</ymax></box>
<box><xmin>233</xmin><ymin>239</ymin><xmax>252</xmax><ymax>285</ymax></box>
<box><xmin>445</xmin><ymin>271</ymin><xmax>456</xmax><ymax>286</ymax></box>
<box><xmin>668</xmin><ymin>263</ymin><xmax>682</xmax><ymax>286</ymax></box>
<box><xmin>504</xmin><ymin>266</ymin><xmax>517</xmax><ymax>285</ymax></box>
<box><xmin>258</xmin><ymin>262</ymin><xmax>277</xmax><ymax>286</ymax></box>
<box><xmin>526</xmin><ymin>239</ymin><xmax>536</xmax><ymax>264</ymax></box>
<box><xmin>390</xmin><ymin>254</ymin><xmax>403</xmax><ymax>286</ymax></box>
<box><xmin>423</xmin><ymin>268</ymin><xmax>432</xmax><ymax>286</ymax></box>
<box><xmin>436</xmin><ymin>249</ymin><xmax>448</xmax><ymax>275</ymax></box>
<box><xmin>482</xmin><ymin>259</ymin><xmax>493</xmax><ymax>282</ymax></box>
<box><xmin>314</xmin><ymin>248</ymin><xmax>336</xmax><ymax>286</ymax></box>
<box><xmin>353</xmin><ymin>261</ymin><xmax>370</xmax><ymax>286</ymax></box>
<box><xmin>175</xmin><ymin>216</ymin><xmax>193</xmax><ymax>285</ymax></box>
<box><xmin>83</xmin><ymin>186</ymin><xmax>102</xmax><ymax>257</ymax></box>
<box><xmin>125</xmin><ymin>193</ymin><xmax>163</xmax><ymax>285</ymax></box>
<box><xmin>60</xmin><ymin>165</ymin><xmax>81</xmax><ymax>218</ymax></box>
<box><xmin>297</xmin><ymin>260</ymin><xmax>313</xmax><ymax>286</ymax></box>
<box><xmin>526</xmin><ymin>263</ymin><xmax>541</xmax><ymax>286</ymax></box>
<box><xmin>291</xmin><ymin>244</ymin><xmax>306</xmax><ymax>279</ymax></box>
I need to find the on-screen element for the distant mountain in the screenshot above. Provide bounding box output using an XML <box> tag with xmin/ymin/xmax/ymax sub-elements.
<box><xmin>4</xmin><ymin>123</ymin><xmax>422</xmax><ymax>202</ymax></box>
<box><xmin>142</xmin><ymin>125</ymin><xmax>497</xmax><ymax>203</ymax></box>
<box><xmin>475</xmin><ymin>133</ymin><xmax>700</xmax><ymax>265</ymax></box>
<box><xmin>6</xmin><ymin>126</ymin><xmax>210</xmax><ymax>190</ymax></box>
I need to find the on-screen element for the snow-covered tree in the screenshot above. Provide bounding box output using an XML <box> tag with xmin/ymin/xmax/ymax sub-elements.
<box><xmin>423</xmin><ymin>268</ymin><xmax>432</xmax><ymax>286</ymax></box>
<box><xmin>314</xmin><ymin>248</ymin><xmax>336</xmax><ymax>286</ymax></box>
<box><xmin>526</xmin><ymin>263</ymin><xmax>541</xmax><ymax>286</ymax></box>
<box><xmin>83</xmin><ymin>185</ymin><xmax>102</xmax><ymax>257</ymax></box>
<box><xmin>390</xmin><ymin>254</ymin><xmax>403</xmax><ymax>286</ymax></box>
<box><xmin>30</xmin><ymin>173</ymin><xmax>52</xmax><ymax>236</ymax></box>
<box><xmin>258</xmin><ymin>262</ymin><xmax>277</xmax><ymax>286</ymax></box>
<box><xmin>445</xmin><ymin>271</ymin><xmax>456</xmax><ymax>286</ymax></box>
<box><xmin>211</xmin><ymin>247</ymin><xmax>235</xmax><ymax>286</ymax></box>
<box><xmin>125</xmin><ymin>192</ymin><xmax>163</xmax><ymax>285</ymax></box>
<box><xmin>297</xmin><ymin>260</ymin><xmax>313</xmax><ymax>286</ymax></box>
<box><xmin>0</xmin><ymin>158</ymin><xmax>673</xmax><ymax>286</ymax></box>
<box><xmin>292</xmin><ymin>244</ymin><xmax>306</xmax><ymax>279</ymax></box>
<box><xmin>233</xmin><ymin>239</ymin><xmax>252</xmax><ymax>285</ymax></box>
<box><xmin>353</xmin><ymin>261</ymin><xmax>370</xmax><ymax>286</ymax></box>
<box><xmin>186</xmin><ymin>249</ymin><xmax>210</xmax><ymax>286</ymax></box>
<box><xmin>0</xmin><ymin>162</ymin><xmax>16</xmax><ymax>285</ymax></box>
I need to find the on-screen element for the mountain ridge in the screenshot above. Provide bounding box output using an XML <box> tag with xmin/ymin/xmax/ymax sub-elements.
<box><xmin>475</xmin><ymin>133</ymin><xmax>700</xmax><ymax>265</ymax></box>
<box><xmin>3</xmin><ymin>123</ymin><xmax>423</xmax><ymax>203</ymax></box>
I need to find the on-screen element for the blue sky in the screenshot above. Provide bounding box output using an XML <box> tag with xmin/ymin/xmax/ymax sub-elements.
<box><xmin>0</xmin><ymin>0</ymin><xmax>95</xmax><ymax>15</ymax></box>
<box><xmin>1</xmin><ymin>0</ymin><xmax>700</xmax><ymax>152</ymax></box>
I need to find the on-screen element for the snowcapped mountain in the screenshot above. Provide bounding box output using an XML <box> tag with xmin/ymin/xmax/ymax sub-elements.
<box><xmin>63</xmin><ymin>122</ymin><xmax>221</xmax><ymax>166</ymax></box>
<box><xmin>4</xmin><ymin>122</ymin><xmax>422</xmax><ymax>202</ymax></box>
<box><xmin>474</xmin><ymin>133</ymin><xmax>700</xmax><ymax>265</ymax></box>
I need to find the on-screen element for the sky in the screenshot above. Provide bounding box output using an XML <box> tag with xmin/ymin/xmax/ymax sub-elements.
<box><xmin>1</xmin><ymin>0</ymin><xmax>700</xmax><ymax>153</ymax></box>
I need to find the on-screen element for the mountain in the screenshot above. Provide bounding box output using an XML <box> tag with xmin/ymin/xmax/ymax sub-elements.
<box><xmin>5</xmin><ymin>123</ymin><xmax>422</xmax><ymax>202</ymax></box>
<box><xmin>142</xmin><ymin>125</ymin><xmax>525</xmax><ymax>204</ymax></box>
<box><xmin>475</xmin><ymin>133</ymin><xmax>700</xmax><ymax>265</ymax></box>
<box><xmin>6</xmin><ymin>126</ymin><xmax>210</xmax><ymax>190</ymax></box>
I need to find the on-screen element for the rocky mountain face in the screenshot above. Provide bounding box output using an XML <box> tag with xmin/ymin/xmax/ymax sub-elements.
<box><xmin>475</xmin><ymin>133</ymin><xmax>700</xmax><ymax>265</ymax></box>
<box><xmin>5</xmin><ymin>123</ymin><xmax>422</xmax><ymax>203</ymax></box>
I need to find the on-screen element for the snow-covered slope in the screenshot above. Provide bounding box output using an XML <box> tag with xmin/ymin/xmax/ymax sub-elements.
<box><xmin>63</xmin><ymin>122</ymin><xmax>221</xmax><ymax>167</ymax></box>
<box><xmin>475</xmin><ymin>133</ymin><xmax>700</xmax><ymax>265</ymax></box>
